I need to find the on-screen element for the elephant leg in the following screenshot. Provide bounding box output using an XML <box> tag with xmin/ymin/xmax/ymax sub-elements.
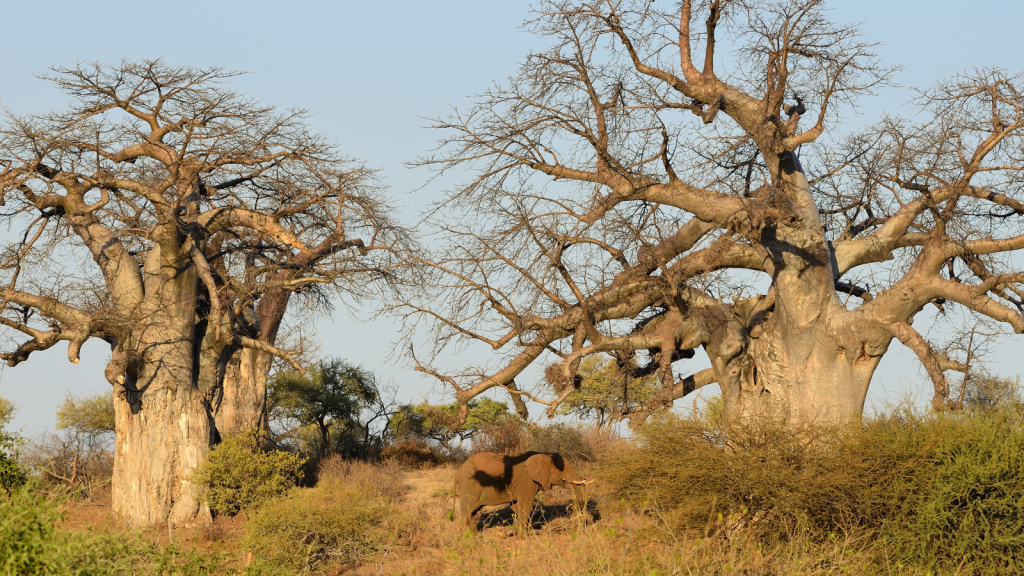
<box><xmin>460</xmin><ymin>495</ymin><xmax>481</xmax><ymax>535</ymax></box>
<box><xmin>512</xmin><ymin>494</ymin><xmax>536</xmax><ymax>532</ymax></box>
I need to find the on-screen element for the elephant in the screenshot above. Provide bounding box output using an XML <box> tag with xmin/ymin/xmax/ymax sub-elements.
<box><xmin>453</xmin><ymin>451</ymin><xmax>591</xmax><ymax>535</ymax></box>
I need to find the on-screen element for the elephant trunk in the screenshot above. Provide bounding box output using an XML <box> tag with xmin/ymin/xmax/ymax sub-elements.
<box><xmin>568</xmin><ymin>479</ymin><xmax>591</xmax><ymax>504</ymax></box>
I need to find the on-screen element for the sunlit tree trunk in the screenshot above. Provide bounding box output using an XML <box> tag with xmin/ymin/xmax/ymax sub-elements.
<box><xmin>213</xmin><ymin>288</ymin><xmax>290</xmax><ymax>437</ymax></box>
<box><xmin>215</xmin><ymin>349</ymin><xmax>271</xmax><ymax>437</ymax></box>
<box><xmin>706</xmin><ymin>170</ymin><xmax>892</xmax><ymax>424</ymax></box>
<box><xmin>113</xmin><ymin>372</ymin><xmax>214</xmax><ymax>527</ymax></box>
<box><xmin>111</xmin><ymin>253</ymin><xmax>215</xmax><ymax>526</ymax></box>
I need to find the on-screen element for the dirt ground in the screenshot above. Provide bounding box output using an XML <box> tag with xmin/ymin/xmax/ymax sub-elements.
<box><xmin>350</xmin><ymin>464</ymin><xmax>606</xmax><ymax>576</ymax></box>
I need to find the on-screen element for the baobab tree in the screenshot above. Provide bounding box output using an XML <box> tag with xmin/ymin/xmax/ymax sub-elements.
<box><xmin>398</xmin><ymin>0</ymin><xmax>1024</xmax><ymax>428</ymax></box>
<box><xmin>0</xmin><ymin>61</ymin><xmax>407</xmax><ymax>526</ymax></box>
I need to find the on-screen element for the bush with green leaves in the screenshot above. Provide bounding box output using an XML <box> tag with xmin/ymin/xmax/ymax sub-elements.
<box><xmin>0</xmin><ymin>481</ymin><xmax>272</xmax><ymax>576</ymax></box>
<box><xmin>55</xmin><ymin>392</ymin><xmax>115</xmax><ymax>435</ymax></box>
<box><xmin>856</xmin><ymin>403</ymin><xmax>1024</xmax><ymax>574</ymax></box>
<box><xmin>245</xmin><ymin>469</ymin><xmax>404</xmax><ymax>572</ymax></box>
<box><xmin>191</xmin><ymin>430</ymin><xmax>306</xmax><ymax>516</ymax></box>
<box><xmin>0</xmin><ymin>483</ymin><xmax>105</xmax><ymax>575</ymax></box>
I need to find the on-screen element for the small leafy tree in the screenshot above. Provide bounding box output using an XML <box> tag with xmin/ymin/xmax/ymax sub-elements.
<box><xmin>389</xmin><ymin>398</ymin><xmax>515</xmax><ymax>458</ymax></box>
<box><xmin>0</xmin><ymin>396</ymin><xmax>14</xmax><ymax>425</ymax></box>
<box><xmin>269</xmin><ymin>358</ymin><xmax>385</xmax><ymax>457</ymax></box>
<box><xmin>0</xmin><ymin>395</ymin><xmax>25</xmax><ymax>493</ymax></box>
<box><xmin>24</xmin><ymin>392</ymin><xmax>116</xmax><ymax>489</ymax></box>
<box><xmin>191</xmin><ymin>430</ymin><xmax>306</xmax><ymax>517</ymax></box>
<box><xmin>963</xmin><ymin>374</ymin><xmax>1022</xmax><ymax>413</ymax></box>
<box><xmin>543</xmin><ymin>354</ymin><xmax>661</xmax><ymax>427</ymax></box>
<box><xmin>56</xmin><ymin>392</ymin><xmax>115</xmax><ymax>436</ymax></box>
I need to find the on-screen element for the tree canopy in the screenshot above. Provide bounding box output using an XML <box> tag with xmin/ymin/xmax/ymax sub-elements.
<box><xmin>269</xmin><ymin>358</ymin><xmax>381</xmax><ymax>455</ymax></box>
<box><xmin>543</xmin><ymin>354</ymin><xmax>660</xmax><ymax>426</ymax></box>
<box><xmin>396</xmin><ymin>0</ymin><xmax>1024</xmax><ymax>427</ymax></box>
<box><xmin>389</xmin><ymin>397</ymin><xmax>515</xmax><ymax>457</ymax></box>
<box><xmin>56</xmin><ymin>392</ymin><xmax>115</xmax><ymax>436</ymax></box>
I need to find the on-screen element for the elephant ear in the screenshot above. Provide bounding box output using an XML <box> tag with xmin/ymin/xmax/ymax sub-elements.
<box><xmin>525</xmin><ymin>454</ymin><xmax>553</xmax><ymax>490</ymax></box>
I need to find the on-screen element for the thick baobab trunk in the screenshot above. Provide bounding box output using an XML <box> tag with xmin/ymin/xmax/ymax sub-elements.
<box><xmin>113</xmin><ymin>367</ymin><xmax>213</xmax><ymax>527</ymax></box>
<box><xmin>703</xmin><ymin>161</ymin><xmax>892</xmax><ymax>425</ymax></box>
<box><xmin>111</xmin><ymin>248</ymin><xmax>214</xmax><ymax>527</ymax></box>
<box><xmin>0</xmin><ymin>62</ymin><xmax>389</xmax><ymax>530</ymax></box>
<box><xmin>113</xmin><ymin>264</ymin><xmax>297</xmax><ymax>526</ymax></box>
<box><xmin>708</xmin><ymin>306</ymin><xmax>891</xmax><ymax>425</ymax></box>
<box><xmin>213</xmin><ymin>288</ymin><xmax>289</xmax><ymax>437</ymax></box>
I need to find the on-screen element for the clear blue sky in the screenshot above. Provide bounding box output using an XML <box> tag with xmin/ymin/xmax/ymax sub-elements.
<box><xmin>1</xmin><ymin>1</ymin><xmax>1022</xmax><ymax>433</ymax></box>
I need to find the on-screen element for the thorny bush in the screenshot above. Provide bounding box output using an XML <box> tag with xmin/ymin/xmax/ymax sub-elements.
<box><xmin>600</xmin><ymin>389</ymin><xmax>1024</xmax><ymax>575</ymax></box>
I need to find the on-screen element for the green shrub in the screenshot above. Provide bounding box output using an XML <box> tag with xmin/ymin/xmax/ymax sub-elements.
<box><xmin>245</xmin><ymin>474</ymin><xmax>404</xmax><ymax>571</ymax></box>
<box><xmin>56</xmin><ymin>392</ymin><xmax>115</xmax><ymax>434</ymax></box>
<box><xmin>0</xmin><ymin>484</ymin><xmax>107</xmax><ymax>575</ymax></box>
<box><xmin>851</xmin><ymin>407</ymin><xmax>1024</xmax><ymax>574</ymax></box>
<box><xmin>192</xmin><ymin>430</ymin><xmax>306</xmax><ymax>516</ymax></box>
<box><xmin>0</xmin><ymin>480</ymin><xmax>287</xmax><ymax>576</ymax></box>
<box><xmin>0</xmin><ymin>435</ymin><xmax>26</xmax><ymax>495</ymax></box>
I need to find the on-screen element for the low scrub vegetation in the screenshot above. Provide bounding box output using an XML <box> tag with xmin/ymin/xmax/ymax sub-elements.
<box><xmin>0</xmin><ymin>481</ymin><xmax>277</xmax><ymax>576</ymax></box>
<box><xmin>600</xmin><ymin>394</ymin><xmax>1024</xmax><ymax>575</ymax></box>
<box><xmin>12</xmin><ymin>381</ymin><xmax>1024</xmax><ymax>575</ymax></box>
<box><xmin>244</xmin><ymin>456</ymin><xmax>406</xmax><ymax>571</ymax></box>
<box><xmin>0</xmin><ymin>483</ymin><xmax>102</xmax><ymax>575</ymax></box>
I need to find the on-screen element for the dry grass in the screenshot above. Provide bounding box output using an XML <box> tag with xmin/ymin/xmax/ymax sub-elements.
<box><xmin>351</xmin><ymin>473</ymin><xmax>888</xmax><ymax>576</ymax></box>
<box><xmin>245</xmin><ymin>457</ymin><xmax>407</xmax><ymax>572</ymax></box>
<box><xmin>315</xmin><ymin>455</ymin><xmax>408</xmax><ymax>502</ymax></box>
<box><xmin>42</xmin><ymin>461</ymin><xmax>935</xmax><ymax>576</ymax></box>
